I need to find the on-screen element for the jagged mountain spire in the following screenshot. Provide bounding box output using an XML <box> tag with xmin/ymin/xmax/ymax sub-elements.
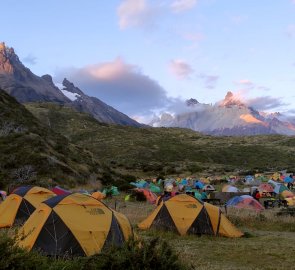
<box><xmin>219</xmin><ymin>91</ymin><xmax>245</xmax><ymax>107</ymax></box>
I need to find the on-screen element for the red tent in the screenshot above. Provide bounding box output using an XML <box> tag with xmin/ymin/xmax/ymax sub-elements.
<box><xmin>51</xmin><ymin>186</ymin><xmax>71</xmax><ymax>196</ymax></box>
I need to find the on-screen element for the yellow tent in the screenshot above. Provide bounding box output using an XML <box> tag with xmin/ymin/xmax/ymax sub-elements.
<box><xmin>138</xmin><ymin>194</ymin><xmax>243</xmax><ymax>237</ymax></box>
<box><xmin>272</xmin><ymin>172</ymin><xmax>281</xmax><ymax>181</ymax></box>
<box><xmin>18</xmin><ymin>193</ymin><xmax>133</xmax><ymax>256</ymax></box>
<box><xmin>280</xmin><ymin>190</ymin><xmax>294</xmax><ymax>199</ymax></box>
<box><xmin>0</xmin><ymin>186</ymin><xmax>55</xmax><ymax>228</ymax></box>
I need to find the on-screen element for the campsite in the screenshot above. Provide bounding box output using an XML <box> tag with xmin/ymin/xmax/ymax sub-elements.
<box><xmin>2</xmin><ymin>1</ymin><xmax>295</xmax><ymax>269</ymax></box>
<box><xmin>1</xmin><ymin>173</ymin><xmax>295</xmax><ymax>270</ymax></box>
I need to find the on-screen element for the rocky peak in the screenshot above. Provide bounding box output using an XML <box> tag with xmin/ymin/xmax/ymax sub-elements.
<box><xmin>62</xmin><ymin>78</ymin><xmax>84</xmax><ymax>95</ymax></box>
<box><xmin>219</xmin><ymin>91</ymin><xmax>245</xmax><ymax>107</ymax></box>
<box><xmin>41</xmin><ymin>74</ymin><xmax>54</xmax><ymax>84</ymax></box>
<box><xmin>0</xmin><ymin>42</ymin><xmax>21</xmax><ymax>74</ymax></box>
<box><xmin>186</xmin><ymin>98</ymin><xmax>199</xmax><ymax>107</ymax></box>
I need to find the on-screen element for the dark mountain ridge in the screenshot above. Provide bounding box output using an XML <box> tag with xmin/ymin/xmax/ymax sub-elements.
<box><xmin>0</xmin><ymin>42</ymin><xmax>141</xmax><ymax>127</ymax></box>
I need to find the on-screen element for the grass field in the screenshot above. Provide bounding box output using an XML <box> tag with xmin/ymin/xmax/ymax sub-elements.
<box><xmin>106</xmin><ymin>198</ymin><xmax>295</xmax><ymax>270</ymax></box>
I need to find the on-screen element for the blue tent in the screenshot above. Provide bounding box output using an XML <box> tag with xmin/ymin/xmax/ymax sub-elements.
<box><xmin>194</xmin><ymin>181</ymin><xmax>204</xmax><ymax>189</ymax></box>
<box><xmin>283</xmin><ymin>176</ymin><xmax>293</xmax><ymax>183</ymax></box>
<box><xmin>180</xmin><ymin>178</ymin><xmax>188</xmax><ymax>185</ymax></box>
<box><xmin>130</xmin><ymin>180</ymin><xmax>148</xmax><ymax>189</ymax></box>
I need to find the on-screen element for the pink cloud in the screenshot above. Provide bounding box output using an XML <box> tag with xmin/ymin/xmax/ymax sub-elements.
<box><xmin>234</xmin><ymin>79</ymin><xmax>255</xmax><ymax>89</ymax></box>
<box><xmin>286</xmin><ymin>24</ymin><xmax>295</xmax><ymax>38</ymax></box>
<box><xmin>169</xmin><ymin>59</ymin><xmax>194</xmax><ymax>79</ymax></box>
<box><xmin>57</xmin><ymin>58</ymin><xmax>171</xmax><ymax>117</ymax></box>
<box><xmin>85</xmin><ymin>58</ymin><xmax>138</xmax><ymax>81</ymax></box>
<box><xmin>183</xmin><ymin>32</ymin><xmax>204</xmax><ymax>42</ymax></box>
<box><xmin>171</xmin><ymin>0</ymin><xmax>197</xmax><ymax>13</ymax></box>
<box><xmin>117</xmin><ymin>0</ymin><xmax>155</xmax><ymax>29</ymax></box>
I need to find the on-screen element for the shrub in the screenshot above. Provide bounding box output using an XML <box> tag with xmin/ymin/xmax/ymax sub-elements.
<box><xmin>0</xmin><ymin>232</ymin><xmax>47</xmax><ymax>270</ymax></box>
<box><xmin>0</xmin><ymin>232</ymin><xmax>190</xmax><ymax>270</ymax></box>
<box><xmin>79</xmin><ymin>237</ymin><xmax>191</xmax><ymax>270</ymax></box>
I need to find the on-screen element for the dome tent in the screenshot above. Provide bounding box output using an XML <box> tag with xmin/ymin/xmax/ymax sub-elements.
<box><xmin>226</xmin><ymin>195</ymin><xmax>264</xmax><ymax>211</ymax></box>
<box><xmin>258</xmin><ymin>183</ymin><xmax>274</xmax><ymax>193</ymax></box>
<box><xmin>203</xmin><ymin>184</ymin><xmax>215</xmax><ymax>191</ymax></box>
<box><xmin>0</xmin><ymin>186</ymin><xmax>55</xmax><ymax>228</ymax></box>
<box><xmin>222</xmin><ymin>185</ymin><xmax>240</xmax><ymax>192</ymax></box>
<box><xmin>138</xmin><ymin>194</ymin><xmax>243</xmax><ymax>237</ymax></box>
<box><xmin>18</xmin><ymin>193</ymin><xmax>133</xmax><ymax>257</ymax></box>
<box><xmin>91</xmin><ymin>191</ymin><xmax>106</xmax><ymax>200</ymax></box>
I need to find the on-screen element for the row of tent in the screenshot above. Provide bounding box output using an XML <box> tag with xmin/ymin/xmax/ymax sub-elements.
<box><xmin>0</xmin><ymin>186</ymin><xmax>243</xmax><ymax>257</ymax></box>
<box><xmin>223</xmin><ymin>182</ymin><xmax>294</xmax><ymax>196</ymax></box>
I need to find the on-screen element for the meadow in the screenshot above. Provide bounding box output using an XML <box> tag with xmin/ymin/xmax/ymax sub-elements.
<box><xmin>111</xmin><ymin>197</ymin><xmax>295</xmax><ymax>270</ymax></box>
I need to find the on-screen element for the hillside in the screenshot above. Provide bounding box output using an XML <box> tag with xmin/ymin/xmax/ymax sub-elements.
<box><xmin>26</xmin><ymin>103</ymin><xmax>295</xmax><ymax>177</ymax></box>
<box><xmin>0</xmin><ymin>42</ymin><xmax>141</xmax><ymax>127</ymax></box>
<box><xmin>0</xmin><ymin>90</ymin><xmax>105</xmax><ymax>188</ymax></box>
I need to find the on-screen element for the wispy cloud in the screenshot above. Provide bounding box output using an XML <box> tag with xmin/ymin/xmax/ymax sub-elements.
<box><xmin>22</xmin><ymin>54</ymin><xmax>37</xmax><ymax>65</ymax></box>
<box><xmin>199</xmin><ymin>74</ymin><xmax>219</xmax><ymax>89</ymax></box>
<box><xmin>230</xmin><ymin>15</ymin><xmax>248</xmax><ymax>24</ymax></box>
<box><xmin>234</xmin><ymin>79</ymin><xmax>255</xmax><ymax>89</ymax></box>
<box><xmin>169</xmin><ymin>59</ymin><xmax>194</xmax><ymax>79</ymax></box>
<box><xmin>182</xmin><ymin>32</ymin><xmax>204</xmax><ymax>42</ymax></box>
<box><xmin>246</xmin><ymin>96</ymin><xmax>287</xmax><ymax>111</ymax></box>
<box><xmin>257</xmin><ymin>85</ymin><xmax>270</xmax><ymax>92</ymax></box>
<box><xmin>286</xmin><ymin>24</ymin><xmax>295</xmax><ymax>38</ymax></box>
<box><xmin>234</xmin><ymin>79</ymin><xmax>270</xmax><ymax>93</ymax></box>
<box><xmin>171</xmin><ymin>0</ymin><xmax>197</xmax><ymax>13</ymax></box>
<box><xmin>117</xmin><ymin>0</ymin><xmax>156</xmax><ymax>29</ymax></box>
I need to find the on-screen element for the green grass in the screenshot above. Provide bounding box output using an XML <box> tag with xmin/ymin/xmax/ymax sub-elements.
<box><xmin>0</xmin><ymin>90</ymin><xmax>105</xmax><ymax>188</ymax></box>
<box><xmin>26</xmin><ymin>102</ymin><xmax>295</xmax><ymax>180</ymax></box>
<box><xmin>1</xmin><ymin>196</ymin><xmax>295</xmax><ymax>269</ymax></box>
<box><xmin>113</xmin><ymin>199</ymin><xmax>295</xmax><ymax>270</ymax></box>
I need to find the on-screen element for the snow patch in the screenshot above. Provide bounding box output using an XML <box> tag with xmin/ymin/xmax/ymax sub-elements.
<box><xmin>55</xmin><ymin>83</ymin><xmax>81</xmax><ymax>101</ymax></box>
<box><xmin>60</xmin><ymin>89</ymin><xmax>81</xmax><ymax>101</ymax></box>
<box><xmin>55</xmin><ymin>83</ymin><xmax>64</xmax><ymax>90</ymax></box>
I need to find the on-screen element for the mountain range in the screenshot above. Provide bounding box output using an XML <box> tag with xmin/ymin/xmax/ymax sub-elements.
<box><xmin>151</xmin><ymin>92</ymin><xmax>295</xmax><ymax>136</ymax></box>
<box><xmin>1</xmin><ymin>41</ymin><xmax>295</xmax><ymax>136</ymax></box>
<box><xmin>0</xmin><ymin>42</ymin><xmax>140</xmax><ymax>127</ymax></box>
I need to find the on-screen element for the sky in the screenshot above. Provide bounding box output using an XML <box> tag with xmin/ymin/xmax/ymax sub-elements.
<box><xmin>1</xmin><ymin>0</ymin><xmax>295</xmax><ymax>122</ymax></box>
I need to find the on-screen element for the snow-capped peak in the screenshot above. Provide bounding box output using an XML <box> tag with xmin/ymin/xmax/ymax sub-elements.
<box><xmin>55</xmin><ymin>83</ymin><xmax>81</xmax><ymax>101</ymax></box>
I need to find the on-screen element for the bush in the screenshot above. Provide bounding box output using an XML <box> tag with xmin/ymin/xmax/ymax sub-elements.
<box><xmin>0</xmin><ymin>232</ymin><xmax>46</xmax><ymax>270</ymax></box>
<box><xmin>79</xmin><ymin>238</ymin><xmax>190</xmax><ymax>270</ymax></box>
<box><xmin>0</xmin><ymin>232</ymin><xmax>190</xmax><ymax>270</ymax></box>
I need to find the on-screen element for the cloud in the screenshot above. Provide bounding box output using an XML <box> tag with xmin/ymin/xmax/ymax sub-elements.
<box><xmin>246</xmin><ymin>96</ymin><xmax>287</xmax><ymax>111</ymax></box>
<box><xmin>117</xmin><ymin>0</ymin><xmax>156</xmax><ymax>29</ymax></box>
<box><xmin>169</xmin><ymin>59</ymin><xmax>194</xmax><ymax>79</ymax></box>
<box><xmin>56</xmin><ymin>58</ymin><xmax>172</xmax><ymax>120</ymax></box>
<box><xmin>171</xmin><ymin>0</ymin><xmax>197</xmax><ymax>13</ymax></box>
<box><xmin>257</xmin><ymin>85</ymin><xmax>270</xmax><ymax>92</ymax></box>
<box><xmin>182</xmin><ymin>32</ymin><xmax>204</xmax><ymax>42</ymax></box>
<box><xmin>230</xmin><ymin>15</ymin><xmax>247</xmax><ymax>24</ymax></box>
<box><xmin>199</xmin><ymin>74</ymin><xmax>219</xmax><ymax>89</ymax></box>
<box><xmin>22</xmin><ymin>54</ymin><xmax>37</xmax><ymax>65</ymax></box>
<box><xmin>234</xmin><ymin>79</ymin><xmax>255</xmax><ymax>89</ymax></box>
<box><xmin>286</xmin><ymin>24</ymin><xmax>295</xmax><ymax>38</ymax></box>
